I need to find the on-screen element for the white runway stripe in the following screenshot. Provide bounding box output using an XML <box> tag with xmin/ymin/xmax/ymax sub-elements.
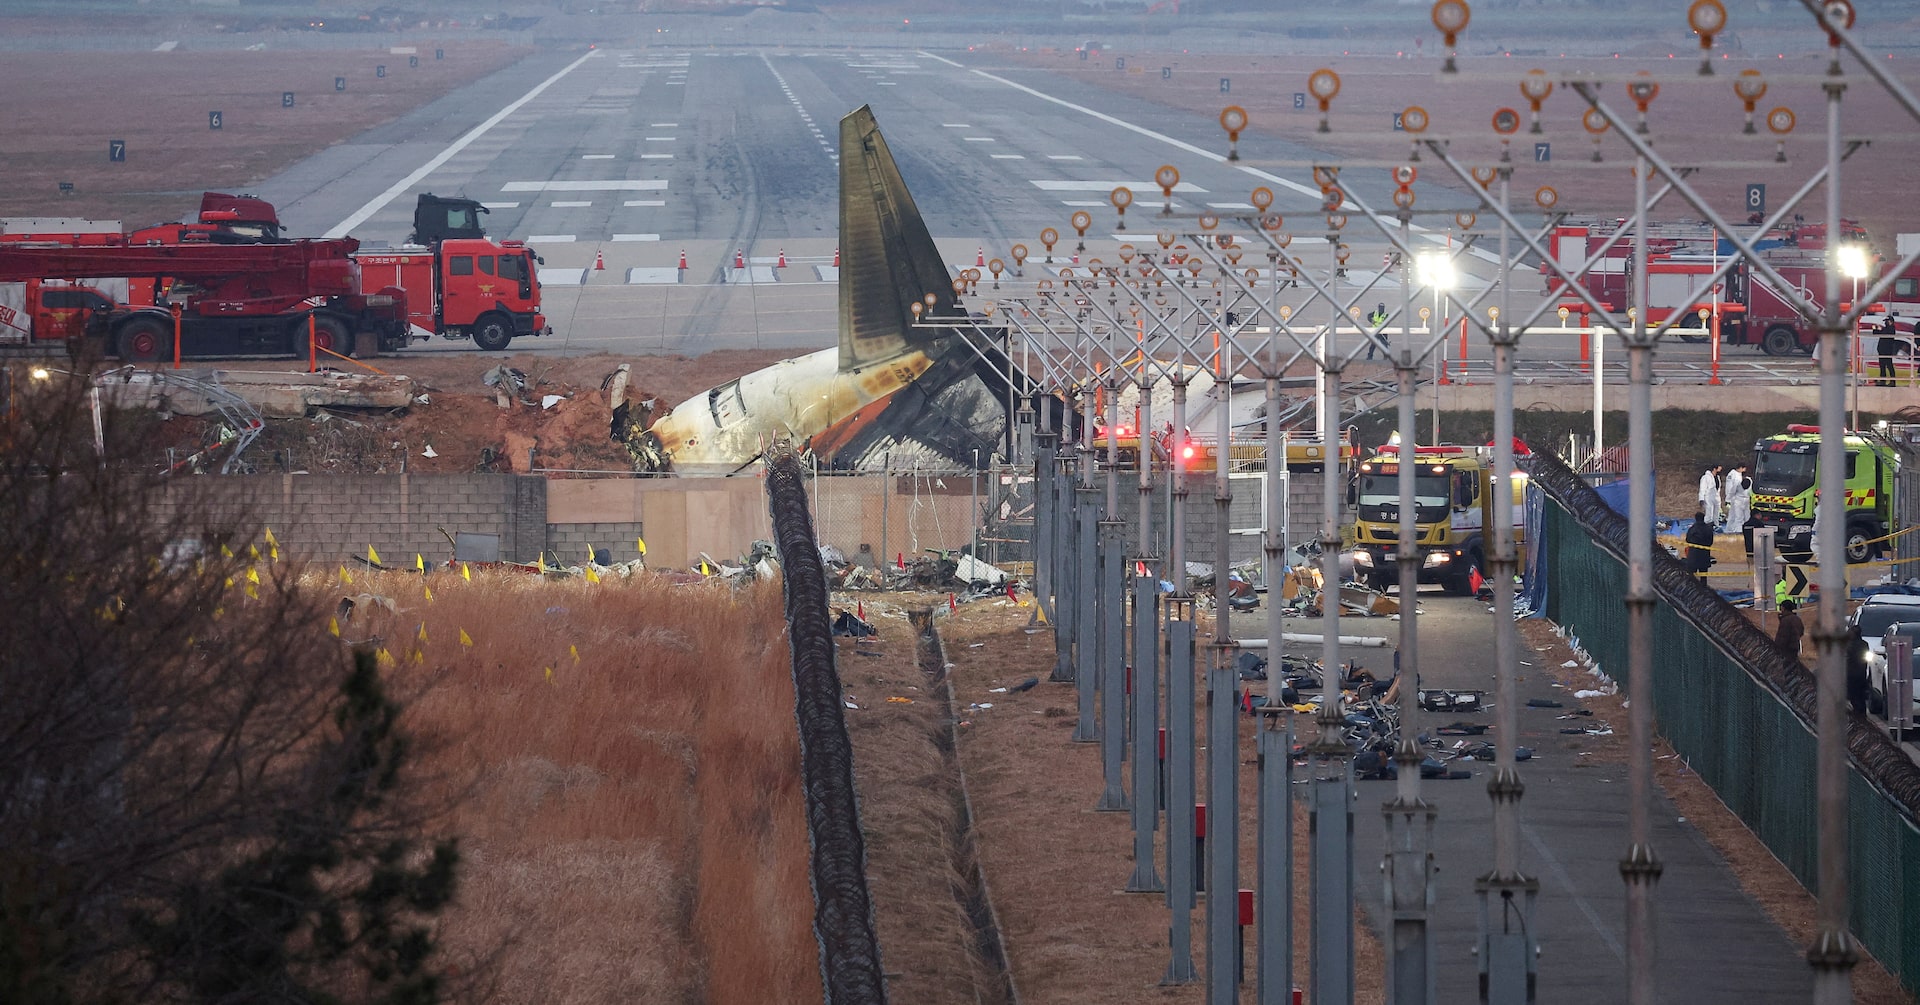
<box><xmin>326</xmin><ymin>49</ymin><xmax>600</xmax><ymax>237</ymax></box>
<box><xmin>1031</xmin><ymin>179</ymin><xmax>1207</xmax><ymax>193</ymax></box>
<box><xmin>503</xmin><ymin>180</ymin><xmax>667</xmax><ymax>191</ymax></box>
<box><xmin>612</xmin><ymin>233</ymin><xmax>661</xmax><ymax>242</ymax></box>
<box><xmin>582</xmin><ymin>154</ymin><xmax>615</xmax><ymax>160</ymax></box>
<box><xmin>480</xmin><ymin>202</ymin><xmax>520</xmax><ymax>209</ymax></box>
<box><xmin>623</xmin><ymin>199</ymin><xmax>666</xmax><ymax>207</ymax></box>
<box><xmin>526</xmin><ymin>235</ymin><xmax>577</xmax><ymax>243</ymax></box>
<box><xmin>550</xmin><ymin>201</ymin><xmax>592</xmax><ymax>208</ymax></box>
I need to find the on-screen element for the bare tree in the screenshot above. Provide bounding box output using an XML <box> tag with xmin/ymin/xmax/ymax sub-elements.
<box><xmin>0</xmin><ymin>367</ymin><xmax>459</xmax><ymax>1004</ymax></box>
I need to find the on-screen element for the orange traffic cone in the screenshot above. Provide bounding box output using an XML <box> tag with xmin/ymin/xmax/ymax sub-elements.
<box><xmin>678</xmin><ymin>249</ymin><xmax>688</xmax><ymax>270</ymax></box>
<box><xmin>833</xmin><ymin>247</ymin><xmax>840</xmax><ymax>267</ymax></box>
<box><xmin>976</xmin><ymin>247</ymin><xmax>985</xmax><ymax>266</ymax></box>
<box><xmin>734</xmin><ymin>249</ymin><xmax>745</xmax><ymax>269</ymax></box>
<box><xmin>777</xmin><ymin>248</ymin><xmax>787</xmax><ymax>269</ymax></box>
<box><xmin>593</xmin><ymin>250</ymin><xmax>605</xmax><ymax>271</ymax></box>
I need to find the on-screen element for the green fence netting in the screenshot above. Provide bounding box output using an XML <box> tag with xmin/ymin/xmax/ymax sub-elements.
<box><xmin>1533</xmin><ymin>451</ymin><xmax>1920</xmax><ymax>994</ymax></box>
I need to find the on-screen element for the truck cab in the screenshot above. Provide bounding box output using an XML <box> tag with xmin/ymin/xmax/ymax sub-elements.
<box><xmin>1350</xmin><ymin>443</ymin><xmax>1526</xmax><ymax>595</ymax></box>
<box><xmin>0</xmin><ymin>279</ymin><xmax>117</xmax><ymax>346</ymax></box>
<box><xmin>354</xmin><ymin>239</ymin><xmax>546</xmax><ymax>352</ymax></box>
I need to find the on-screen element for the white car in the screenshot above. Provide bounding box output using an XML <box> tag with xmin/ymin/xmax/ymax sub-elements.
<box><xmin>1850</xmin><ymin>594</ymin><xmax>1920</xmax><ymax>715</ymax></box>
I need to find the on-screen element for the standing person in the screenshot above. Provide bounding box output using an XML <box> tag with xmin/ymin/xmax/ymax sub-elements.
<box><xmin>1684</xmin><ymin>511</ymin><xmax>1716</xmax><ymax>579</ymax></box>
<box><xmin>1698</xmin><ymin>464</ymin><xmax>1723</xmax><ymax>526</ymax></box>
<box><xmin>1809</xmin><ymin>489</ymin><xmax>1824</xmax><ymax>569</ymax></box>
<box><xmin>1775</xmin><ymin>599</ymin><xmax>1806</xmax><ymax>661</ymax></box>
<box><xmin>1366</xmin><ymin>302</ymin><xmax>1389</xmax><ymax>360</ymax></box>
<box><xmin>1722</xmin><ymin>464</ymin><xmax>1750</xmax><ymax>533</ymax></box>
<box><xmin>1876</xmin><ymin>313</ymin><xmax>1901</xmax><ymax>385</ymax></box>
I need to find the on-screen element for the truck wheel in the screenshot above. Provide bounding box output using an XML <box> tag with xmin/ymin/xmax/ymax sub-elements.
<box><xmin>1761</xmin><ymin>325</ymin><xmax>1799</xmax><ymax>357</ymax></box>
<box><xmin>116</xmin><ymin>318</ymin><xmax>167</xmax><ymax>362</ymax></box>
<box><xmin>1844</xmin><ymin>519</ymin><xmax>1877</xmax><ymax>564</ymax></box>
<box><xmin>305</xmin><ymin>316</ymin><xmax>351</xmax><ymax>358</ymax></box>
<box><xmin>472</xmin><ymin>313</ymin><xmax>514</xmax><ymax>352</ymax></box>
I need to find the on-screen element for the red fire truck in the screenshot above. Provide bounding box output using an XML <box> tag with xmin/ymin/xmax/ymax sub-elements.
<box><xmin>0</xmin><ymin>240</ymin><xmax>409</xmax><ymax>361</ymax></box>
<box><xmin>354</xmin><ymin>239</ymin><xmax>546</xmax><ymax>352</ymax></box>
<box><xmin>1541</xmin><ymin>218</ymin><xmax>1908</xmax><ymax>356</ymax></box>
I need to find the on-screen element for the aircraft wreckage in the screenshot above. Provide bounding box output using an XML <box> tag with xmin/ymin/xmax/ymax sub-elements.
<box><xmin>607</xmin><ymin>105</ymin><xmax>1030</xmax><ymax>475</ymax></box>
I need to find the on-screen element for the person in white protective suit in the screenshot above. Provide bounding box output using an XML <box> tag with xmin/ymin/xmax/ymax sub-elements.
<box><xmin>1699</xmin><ymin>465</ymin><xmax>1724</xmax><ymax>527</ymax></box>
<box><xmin>1722</xmin><ymin>464</ymin><xmax>1750</xmax><ymax>533</ymax></box>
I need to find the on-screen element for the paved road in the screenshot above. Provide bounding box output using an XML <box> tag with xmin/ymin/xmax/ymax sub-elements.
<box><xmin>240</xmin><ymin>41</ymin><xmax>1821</xmax><ymax>377</ymax></box>
<box><xmin>1334</xmin><ymin>588</ymin><xmax>1815</xmax><ymax>1002</ymax></box>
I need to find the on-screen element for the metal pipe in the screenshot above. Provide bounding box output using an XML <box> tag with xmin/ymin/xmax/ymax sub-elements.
<box><xmin>1163</xmin><ymin>613</ymin><xmax>1199</xmax><ymax>985</ymax></box>
<box><xmin>1479</xmin><ymin>166</ymin><xmax>1539</xmax><ymax>1004</ymax></box>
<box><xmin>1808</xmin><ymin>66</ymin><xmax>1859</xmax><ymax>1004</ymax></box>
<box><xmin>1100</xmin><ymin>519</ymin><xmax>1129</xmax><ymax>810</ymax></box>
<box><xmin>1206</xmin><ymin>324</ymin><xmax>1238</xmax><ymax>1004</ymax></box>
<box><xmin>1075</xmin><ymin>485</ymin><xmax>1099</xmax><ymax>742</ymax></box>
<box><xmin>1385</xmin><ymin>201</ymin><xmax>1436</xmax><ymax>1001</ymax></box>
<box><xmin>1620</xmin><ymin>149</ymin><xmax>1663</xmax><ymax>1005</ymax></box>
<box><xmin>1129</xmin><ymin>570</ymin><xmax>1164</xmax><ymax>888</ymax></box>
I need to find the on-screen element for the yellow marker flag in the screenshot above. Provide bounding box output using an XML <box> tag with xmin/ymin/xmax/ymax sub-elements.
<box><xmin>586</xmin><ymin>546</ymin><xmax>596</xmax><ymax>566</ymax></box>
<box><xmin>416</xmin><ymin>553</ymin><xmax>425</xmax><ymax>572</ymax></box>
<box><xmin>248</xmin><ymin>543</ymin><xmax>260</xmax><ymax>561</ymax></box>
<box><xmin>417</xmin><ymin>623</ymin><xmax>429</xmax><ymax>643</ymax></box>
<box><xmin>377</xmin><ymin>648</ymin><xmax>394</xmax><ymax>667</ymax></box>
<box><xmin>536</xmin><ymin>553</ymin><xmax>547</xmax><ymax>574</ymax></box>
<box><xmin>461</xmin><ymin>563</ymin><xmax>472</xmax><ymax>582</ymax></box>
<box><xmin>585</xmin><ymin>567</ymin><xmax>601</xmax><ymax>583</ymax></box>
<box><xmin>412</xmin><ymin>649</ymin><xmax>424</xmax><ymax>664</ymax></box>
<box><xmin>329</xmin><ymin>617</ymin><xmax>340</xmax><ymax>637</ymax></box>
<box><xmin>244</xmin><ymin>582</ymin><xmax>259</xmax><ymax>601</ymax></box>
<box><xmin>338</xmin><ymin>565</ymin><xmax>353</xmax><ymax>585</ymax></box>
<box><xmin>213</xmin><ymin>606</ymin><xmax>224</xmax><ymax>621</ymax></box>
<box><xmin>368</xmin><ymin>545</ymin><xmax>381</xmax><ymax>565</ymax></box>
<box><xmin>459</xmin><ymin>628</ymin><xmax>473</xmax><ymax>648</ymax></box>
<box><xmin>269</xmin><ymin>543</ymin><xmax>279</xmax><ymax>563</ymax></box>
<box><xmin>246</xmin><ymin>567</ymin><xmax>259</xmax><ymax>584</ymax></box>
<box><xmin>545</xmin><ymin>666</ymin><xmax>554</xmax><ymax>684</ymax></box>
<box><xmin>569</xmin><ymin>644</ymin><xmax>580</xmax><ymax>664</ymax></box>
<box><xmin>636</xmin><ymin>537</ymin><xmax>647</xmax><ymax>556</ymax></box>
<box><xmin>264</xmin><ymin>527</ymin><xmax>277</xmax><ymax>546</ymax></box>
<box><xmin>224</xmin><ymin>576</ymin><xmax>234</xmax><ymax>590</ymax></box>
<box><xmin>220</xmin><ymin>543</ymin><xmax>233</xmax><ymax>558</ymax></box>
<box><xmin>423</xmin><ymin>584</ymin><xmax>434</xmax><ymax>603</ymax></box>
<box><xmin>699</xmin><ymin>560</ymin><xmax>711</xmax><ymax>576</ymax></box>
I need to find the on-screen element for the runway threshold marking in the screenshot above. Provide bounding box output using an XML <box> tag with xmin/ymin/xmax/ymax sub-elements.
<box><xmin>325</xmin><ymin>48</ymin><xmax>601</xmax><ymax>238</ymax></box>
<box><xmin>944</xmin><ymin>56</ymin><xmax>1502</xmax><ymax>265</ymax></box>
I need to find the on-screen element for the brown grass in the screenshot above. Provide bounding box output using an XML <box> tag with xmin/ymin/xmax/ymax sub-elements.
<box><xmin>329</xmin><ymin>569</ymin><xmax>821</xmax><ymax>1004</ymax></box>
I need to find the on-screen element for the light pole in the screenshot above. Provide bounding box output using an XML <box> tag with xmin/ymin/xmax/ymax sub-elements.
<box><xmin>1416</xmin><ymin>250</ymin><xmax>1455</xmax><ymax>442</ymax></box>
<box><xmin>1838</xmin><ymin>243</ymin><xmax>1870</xmax><ymax>429</ymax></box>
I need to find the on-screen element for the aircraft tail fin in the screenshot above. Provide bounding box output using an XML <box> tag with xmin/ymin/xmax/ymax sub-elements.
<box><xmin>838</xmin><ymin>106</ymin><xmax>958</xmax><ymax>371</ymax></box>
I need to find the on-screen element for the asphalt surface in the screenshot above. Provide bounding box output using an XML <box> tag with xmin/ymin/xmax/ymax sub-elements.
<box><xmin>1334</xmin><ymin>588</ymin><xmax>1814</xmax><ymax>1002</ymax></box>
<box><xmin>240</xmin><ymin>42</ymin><xmax>1814</xmax><ymax>375</ymax></box>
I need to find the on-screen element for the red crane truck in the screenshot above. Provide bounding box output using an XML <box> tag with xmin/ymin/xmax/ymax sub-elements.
<box><xmin>0</xmin><ymin>240</ymin><xmax>409</xmax><ymax>361</ymax></box>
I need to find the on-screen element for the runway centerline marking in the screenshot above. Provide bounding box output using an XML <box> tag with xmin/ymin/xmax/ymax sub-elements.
<box><xmin>623</xmin><ymin>199</ymin><xmax>667</xmax><ymax>207</ymax></box>
<box><xmin>526</xmin><ymin>235</ymin><xmax>578</xmax><ymax>243</ymax></box>
<box><xmin>955</xmin><ymin>59</ymin><xmax>1502</xmax><ymax>264</ymax></box>
<box><xmin>582</xmin><ymin>154</ymin><xmax>615</xmax><ymax>160</ymax></box>
<box><xmin>503</xmin><ymin>180</ymin><xmax>668</xmax><ymax>192</ymax></box>
<box><xmin>550</xmin><ymin>201</ymin><xmax>593</xmax><ymax>208</ymax></box>
<box><xmin>325</xmin><ymin>48</ymin><xmax>600</xmax><ymax>237</ymax></box>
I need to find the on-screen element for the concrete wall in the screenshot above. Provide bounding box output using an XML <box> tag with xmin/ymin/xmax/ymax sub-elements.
<box><xmin>164</xmin><ymin>472</ymin><xmax>979</xmax><ymax>572</ymax></box>
<box><xmin>1438</xmin><ymin>381</ymin><xmax>1907</xmax><ymax>414</ymax></box>
<box><xmin>161</xmin><ymin>473</ymin><xmax>547</xmax><ymax>566</ymax></box>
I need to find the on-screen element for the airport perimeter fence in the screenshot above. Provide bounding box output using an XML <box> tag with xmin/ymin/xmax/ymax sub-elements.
<box><xmin>1530</xmin><ymin>450</ymin><xmax>1920</xmax><ymax>994</ymax></box>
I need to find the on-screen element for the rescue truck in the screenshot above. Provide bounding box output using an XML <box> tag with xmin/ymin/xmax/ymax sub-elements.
<box><xmin>1749</xmin><ymin>424</ymin><xmax>1899</xmax><ymax>564</ymax></box>
<box><xmin>1348</xmin><ymin>442</ymin><xmax>1527</xmax><ymax>595</ymax></box>
<box><xmin>1540</xmin><ymin>217</ymin><xmax>1917</xmax><ymax>357</ymax></box>
<box><xmin>0</xmin><ymin>240</ymin><xmax>409</xmax><ymax>361</ymax></box>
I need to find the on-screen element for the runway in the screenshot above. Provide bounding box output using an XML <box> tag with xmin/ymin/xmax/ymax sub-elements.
<box><xmin>245</xmin><ymin>42</ymin><xmax>1811</xmax><ymax>382</ymax></box>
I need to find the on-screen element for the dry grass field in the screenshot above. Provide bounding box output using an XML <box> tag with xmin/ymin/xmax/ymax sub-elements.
<box><xmin>336</xmin><ymin>569</ymin><xmax>822</xmax><ymax>1003</ymax></box>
